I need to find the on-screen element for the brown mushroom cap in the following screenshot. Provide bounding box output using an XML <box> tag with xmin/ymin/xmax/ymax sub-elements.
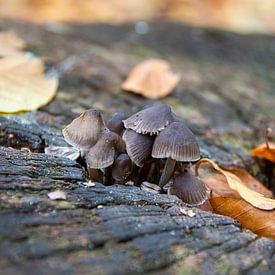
<box><xmin>152</xmin><ymin>121</ymin><xmax>200</xmax><ymax>162</ymax></box>
<box><xmin>122</xmin><ymin>129</ymin><xmax>154</xmax><ymax>167</ymax></box>
<box><xmin>169</xmin><ymin>172</ymin><xmax>208</xmax><ymax>205</ymax></box>
<box><xmin>86</xmin><ymin>131</ymin><xmax>124</xmax><ymax>169</ymax></box>
<box><xmin>111</xmin><ymin>153</ymin><xmax>133</xmax><ymax>182</ymax></box>
<box><xmin>106</xmin><ymin>112</ymin><xmax>126</xmax><ymax>135</ymax></box>
<box><xmin>123</xmin><ymin>105</ymin><xmax>176</xmax><ymax>135</ymax></box>
<box><xmin>62</xmin><ymin>109</ymin><xmax>105</xmax><ymax>150</ymax></box>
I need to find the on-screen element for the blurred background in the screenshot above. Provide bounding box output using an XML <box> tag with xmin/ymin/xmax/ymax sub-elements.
<box><xmin>0</xmin><ymin>0</ymin><xmax>275</xmax><ymax>34</ymax></box>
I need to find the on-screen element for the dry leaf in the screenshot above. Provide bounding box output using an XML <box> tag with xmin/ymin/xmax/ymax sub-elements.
<box><xmin>251</xmin><ymin>142</ymin><xmax>275</xmax><ymax>163</ymax></box>
<box><xmin>195</xmin><ymin>158</ymin><xmax>275</xmax><ymax>210</ymax></box>
<box><xmin>251</xmin><ymin>128</ymin><xmax>275</xmax><ymax>163</ymax></box>
<box><xmin>0</xmin><ymin>32</ymin><xmax>25</xmax><ymax>57</ymax></box>
<box><xmin>210</xmin><ymin>197</ymin><xmax>275</xmax><ymax>239</ymax></box>
<box><xmin>229</xmin><ymin>168</ymin><xmax>273</xmax><ymax>197</ymax></box>
<box><xmin>121</xmin><ymin>59</ymin><xmax>180</xmax><ymax>99</ymax></box>
<box><xmin>48</xmin><ymin>190</ymin><xmax>67</xmax><ymax>200</ymax></box>
<box><xmin>200</xmin><ymin>168</ymin><xmax>275</xmax><ymax>239</ymax></box>
<box><xmin>0</xmin><ymin>55</ymin><xmax>58</xmax><ymax>113</ymax></box>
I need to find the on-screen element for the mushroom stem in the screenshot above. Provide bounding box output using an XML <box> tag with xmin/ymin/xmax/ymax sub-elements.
<box><xmin>88</xmin><ymin>168</ymin><xmax>102</xmax><ymax>182</ymax></box>
<box><xmin>147</xmin><ymin>162</ymin><xmax>156</xmax><ymax>183</ymax></box>
<box><xmin>103</xmin><ymin>167</ymin><xmax>112</xmax><ymax>186</ymax></box>
<box><xmin>159</xmin><ymin>158</ymin><xmax>176</xmax><ymax>188</ymax></box>
<box><xmin>265</xmin><ymin>128</ymin><xmax>272</xmax><ymax>150</ymax></box>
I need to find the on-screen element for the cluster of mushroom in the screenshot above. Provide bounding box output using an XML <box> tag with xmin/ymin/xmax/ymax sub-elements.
<box><xmin>62</xmin><ymin>105</ymin><xmax>208</xmax><ymax>205</ymax></box>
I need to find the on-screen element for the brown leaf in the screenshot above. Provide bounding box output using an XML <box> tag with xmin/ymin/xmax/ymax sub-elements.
<box><xmin>0</xmin><ymin>32</ymin><xmax>25</xmax><ymax>57</ymax></box>
<box><xmin>210</xmin><ymin>197</ymin><xmax>275</xmax><ymax>239</ymax></box>
<box><xmin>196</xmin><ymin>158</ymin><xmax>275</xmax><ymax>210</ymax></box>
<box><xmin>202</xmin><ymin>170</ymin><xmax>273</xmax><ymax>198</ymax></box>
<box><xmin>0</xmin><ymin>55</ymin><xmax>58</xmax><ymax>113</ymax></box>
<box><xmin>229</xmin><ymin>168</ymin><xmax>273</xmax><ymax>197</ymax></box>
<box><xmin>200</xmin><ymin>169</ymin><xmax>275</xmax><ymax>239</ymax></box>
<box><xmin>121</xmin><ymin>59</ymin><xmax>180</xmax><ymax>99</ymax></box>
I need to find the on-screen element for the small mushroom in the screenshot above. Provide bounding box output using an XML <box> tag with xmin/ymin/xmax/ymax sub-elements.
<box><xmin>122</xmin><ymin>129</ymin><xmax>154</xmax><ymax>167</ymax></box>
<box><xmin>86</xmin><ymin>130</ymin><xmax>125</xmax><ymax>185</ymax></box>
<box><xmin>152</xmin><ymin>121</ymin><xmax>200</xmax><ymax>188</ymax></box>
<box><xmin>62</xmin><ymin>109</ymin><xmax>105</xmax><ymax>151</ymax></box>
<box><xmin>169</xmin><ymin>172</ymin><xmax>208</xmax><ymax>205</ymax></box>
<box><xmin>123</xmin><ymin>105</ymin><xmax>176</xmax><ymax>135</ymax></box>
<box><xmin>112</xmin><ymin>153</ymin><xmax>133</xmax><ymax>183</ymax></box>
<box><xmin>107</xmin><ymin>112</ymin><xmax>126</xmax><ymax>135</ymax></box>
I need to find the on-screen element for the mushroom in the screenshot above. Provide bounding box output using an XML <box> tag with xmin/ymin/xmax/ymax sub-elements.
<box><xmin>152</xmin><ymin>121</ymin><xmax>200</xmax><ymax>188</ymax></box>
<box><xmin>62</xmin><ymin>109</ymin><xmax>106</xmax><ymax>152</ymax></box>
<box><xmin>169</xmin><ymin>172</ymin><xmax>208</xmax><ymax>205</ymax></box>
<box><xmin>123</xmin><ymin>105</ymin><xmax>177</xmax><ymax>135</ymax></box>
<box><xmin>111</xmin><ymin>153</ymin><xmax>133</xmax><ymax>184</ymax></box>
<box><xmin>86</xmin><ymin>130</ymin><xmax>125</xmax><ymax>185</ymax></box>
<box><xmin>106</xmin><ymin>112</ymin><xmax>126</xmax><ymax>135</ymax></box>
<box><xmin>122</xmin><ymin>129</ymin><xmax>154</xmax><ymax>167</ymax></box>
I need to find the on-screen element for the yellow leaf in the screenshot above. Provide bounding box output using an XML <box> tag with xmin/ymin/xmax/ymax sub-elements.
<box><xmin>195</xmin><ymin>158</ymin><xmax>275</xmax><ymax>210</ymax></box>
<box><xmin>0</xmin><ymin>32</ymin><xmax>25</xmax><ymax>57</ymax></box>
<box><xmin>0</xmin><ymin>55</ymin><xmax>58</xmax><ymax>113</ymax></box>
<box><xmin>121</xmin><ymin>59</ymin><xmax>180</xmax><ymax>99</ymax></box>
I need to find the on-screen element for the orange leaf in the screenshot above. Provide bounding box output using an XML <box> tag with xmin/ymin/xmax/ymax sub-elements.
<box><xmin>251</xmin><ymin>128</ymin><xmax>275</xmax><ymax>163</ymax></box>
<box><xmin>251</xmin><ymin>142</ymin><xmax>275</xmax><ymax>163</ymax></box>
<box><xmin>195</xmin><ymin>158</ymin><xmax>275</xmax><ymax>210</ymax></box>
<box><xmin>198</xmin><ymin>162</ymin><xmax>275</xmax><ymax>238</ymax></box>
<box><xmin>210</xmin><ymin>197</ymin><xmax>275</xmax><ymax>239</ymax></box>
<box><xmin>121</xmin><ymin>59</ymin><xmax>180</xmax><ymax>99</ymax></box>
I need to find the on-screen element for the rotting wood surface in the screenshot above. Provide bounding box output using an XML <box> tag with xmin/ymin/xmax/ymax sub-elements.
<box><xmin>0</xmin><ymin>20</ymin><xmax>274</xmax><ymax>274</ymax></box>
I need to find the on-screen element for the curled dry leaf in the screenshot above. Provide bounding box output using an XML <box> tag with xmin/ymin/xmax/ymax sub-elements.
<box><xmin>229</xmin><ymin>168</ymin><xmax>273</xmax><ymax>198</ymax></box>
<box><xmin>121</xmin><ymin>59</ymin><xmax>180</xmax><ymax>99</ymax></box>
<box><xmin>48</xmin><ymin>190</ymin><xmax>67</xmax><ymax>200</ymax></box>
<box><xmin>0</xmin><ymin>55</ymin><xmax>58</xmax><ymax>113</ymax></box>
<box><xmin>195</xmin><ymin>158</ymin><xmax>275</xmax><ymax>210</ymax></box>
<box><xmin>251</xmin><ymin>142</ymin><xmax>275</xmax><ymax>163</ymax></box>
<box><xmin>0</xmin><ymin>32</ymin><xmax>25</xmax><ymax>57</ymax></box>
<box><xmin>200</xmin><ymin>166</ymin><xmax>275</xmax><ymax>239</ymax></box>
<box><xmin>251</xmin><ymin>128</ymin><xmax>275</xmax><ymax>163</ymax></box>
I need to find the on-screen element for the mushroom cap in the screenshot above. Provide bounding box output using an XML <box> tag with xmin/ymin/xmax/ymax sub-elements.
<box><xmin>122</xmin><ymin>129</ymin><xmax>154</xmax><ymax>167</ymax></box>
<box><xmin>152</xmin><ymin>121</ymin><xmax>200</xmax><ymax>162</ymax></box>
<box><xmin>86</xmin><ymin>131</ymin><xmax>124</xmax><ymax>169</ymax></box>
<box><xmin>112</xmin><ymin>153</ymin><xmax>133</xmax><ymax>182</ymax></box>
<box><xmin>62</xmin><ymin>109</ymin><xmax>105</xmax><ymax>150</ymax></box>
<box><xmin>106</xmin><ymin>112</ymin><xmax>125</xmax><ymax>135</ymax></box>
<box><xmin>123</xmin><ymin>105</ymin><xmax>176</xmax><ymax>135</ymax></box>
<box><xmin>169</xmin><ymin>172</ymin><xmax>208</xmax><ymax>205</ymax></box>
